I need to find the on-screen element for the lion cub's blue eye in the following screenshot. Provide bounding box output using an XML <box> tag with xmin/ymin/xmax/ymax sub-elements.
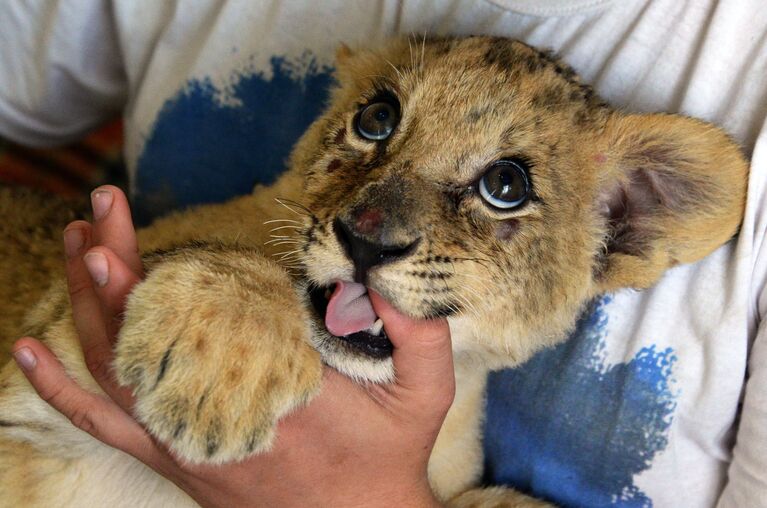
<box><xmin>356</xmin><ymin>101</ymin><xmax>399</xmax><ymax>141</ymax></box>
<box><xmin>478</xmin><ymin>159</ymin><xmax>530</xmax><ymax>210</ymax></box>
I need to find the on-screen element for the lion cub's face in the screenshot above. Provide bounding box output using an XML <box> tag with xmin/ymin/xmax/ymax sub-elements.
<box><xmin>285</xmin><ymin>37</ymin><xmax>746</xmax><ymax>382</ymax></box>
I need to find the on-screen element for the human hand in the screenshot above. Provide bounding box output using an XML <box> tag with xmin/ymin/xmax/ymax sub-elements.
<box><xmin>11</xmin><ymin>186</ymin><xmax>454</xmax><ymax>508</ymax></box>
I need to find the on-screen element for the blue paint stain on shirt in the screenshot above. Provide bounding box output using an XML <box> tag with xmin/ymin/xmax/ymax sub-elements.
<box><xmin>483</xmin><ymin>297</ymin><xmax>678</xmax><ymax>507</ymax></box>
<box><xmin>133</xmin><ymin>53</ymin><xmax>334</xmax><ymax>225</ymax></box>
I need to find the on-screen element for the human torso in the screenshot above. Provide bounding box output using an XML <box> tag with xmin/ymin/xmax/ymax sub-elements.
<box><xmin>111</xmin><ymin>2</ymin><xmax>767</xmax><ymax>505</ymax></box>
<box><xmin>3</xmin><ymin>1</ymin><xmax>766</xmax><ymax>505</ymax></box>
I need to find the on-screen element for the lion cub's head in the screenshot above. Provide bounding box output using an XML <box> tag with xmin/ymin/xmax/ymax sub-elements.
<box><xmin>285</xmin><ymin>36</ymin><xmax>747</xmax><ymax>382</ymax></box>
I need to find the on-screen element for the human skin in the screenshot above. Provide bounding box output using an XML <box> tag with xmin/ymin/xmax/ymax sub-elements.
<box><xmin>12</xmin><ymin>186</ymin><xmax>454</xmax><ymax>508</ymax></box>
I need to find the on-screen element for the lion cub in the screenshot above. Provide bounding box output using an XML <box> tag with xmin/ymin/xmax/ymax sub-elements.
<box><xmin>0</xmin><ymin>36</ymin><xmax>747</xmax><ymax>507</ymax></box>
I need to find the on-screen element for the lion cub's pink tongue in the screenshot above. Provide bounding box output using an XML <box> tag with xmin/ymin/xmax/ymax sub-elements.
<box><xmin>325</xmin><ymin>281</ymin><xmax>377</xmax><ymax>337</ymax></box>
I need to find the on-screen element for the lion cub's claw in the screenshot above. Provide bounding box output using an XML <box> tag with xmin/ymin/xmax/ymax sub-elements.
<box><xmin>113</xmin><ymin>247</ymin><xmax>322</xmax><ymax>463</ymax></box>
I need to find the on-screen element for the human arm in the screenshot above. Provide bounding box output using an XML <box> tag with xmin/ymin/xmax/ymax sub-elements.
<box><xmin>0</xmin><ymin>1</ymin><xmax>128</xmax><ymax>146</ymax></box>
<box><xmin>12</xmin><ymin>186</ymin><xmax>453</xmax><ymax>507</ymax></box>
<box><xmin>716</xmin><ymin>317</ymin><xmax>767</xmax><ymax>506</ymax></box>
<box><xmin>715</xmin><ymin>133</ymin><xmax>767</xmax><ymax>506</ymax></box>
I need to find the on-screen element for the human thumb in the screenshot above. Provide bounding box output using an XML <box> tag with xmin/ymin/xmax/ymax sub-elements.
<box><xmin>368</xmin><ymin>291</ymin><xmax>454</xmax><ymax>398</ymax></box>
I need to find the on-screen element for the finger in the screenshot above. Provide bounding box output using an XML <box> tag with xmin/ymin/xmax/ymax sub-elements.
<box><xmin>63</xmin><ymin>224</ymin><xmax>136</xmax><ymax>409</ymax></box>
<box><xmin>83</xmin><ymin>246</ymin><xmax>142</xmax><ymax>339</ymax></box>
<box><xmin>64</xmin><ymin>220</ymin><xmax>107</xmax><ymax>348</ymax></box>
<box><xmin>11</xmin><ymin>337</ymin><xmax>164</xmax><ymax>468</ymax></box>
<box><xmin>368</xmin><ymin>291</ymin><xmax>454</xmax><ymax>400</ymax></box>
<box><xmin>90</xmin><ymin>185</ymin><xmax>143</xmax><ymax>276</ymax></box>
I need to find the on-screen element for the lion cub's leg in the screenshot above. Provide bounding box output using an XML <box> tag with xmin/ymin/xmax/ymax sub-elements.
<box><xmin>115</xmin><ymin>243</ymin><xmax>322</xmax><ymax>463</ymax></box>
<box><xmin>426</xmin><ymin>361</ymin><xmax>555</xmax><ymax>507</ymax></box>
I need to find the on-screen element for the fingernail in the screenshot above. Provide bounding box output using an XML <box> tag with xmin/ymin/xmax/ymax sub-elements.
<box><xmin>91</xmin><ymin>188</ymin><xmax>113</xmax><ymax>221</ymax></box>
<box><xmin>13</xmin><ymin>347</ymin><xmax>37</xmax><ymax>372</ymax></box>
<box><xmin>63</xmin><ymin>227</ymin><xmax>85</xmax><ymax>258</ymax></box>
<box><xmin>84</xmin><ymin>252</ymin><xmax>109</xmax><ymax>287</ymax></box>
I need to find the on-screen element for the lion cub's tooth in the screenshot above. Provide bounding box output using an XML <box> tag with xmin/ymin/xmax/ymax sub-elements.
<box><xmin>369</xmin><ymin>318</ymin><xmax>384</xmax><ymax>336</ymax></box>
<box><xmin>370</xmin><ymin>319</ymin><xmax>384</xmax><ymax>336</ymax></box>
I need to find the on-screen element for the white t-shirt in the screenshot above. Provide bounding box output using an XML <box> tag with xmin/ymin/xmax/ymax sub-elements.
<box><xmin>1</xmin><ymin>1</ymin><xmax>765</xmax><ymax>506</ymax></box>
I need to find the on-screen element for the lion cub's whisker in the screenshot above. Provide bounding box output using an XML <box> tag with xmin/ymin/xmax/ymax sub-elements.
<box><xmin>268</xmin><ymin>225</ymin><xmax>303</xmax><ymax>233</ymax></box>
<box><xmin>274</xmin><ymin>197</ymin><xmax>313</xmax><ymax>217</ymax></box>
<box><xmin>263</xmin><ymin>218</ymin><xmax>303</xmax><ymax>225</ymax></box>
<box><xmin>274</xmin><ymin>249</ymin><xmax>303</xmax><ymax>261</ymax></box>
<box><xmin>266</xmin><ymin>241</ymin><xmax>300</xmax><ymax>246</ymax></box>
<box><xmin>274</xmin><ymin>246</ymin><xmax>300</xmax><ymax>254</ymax></box>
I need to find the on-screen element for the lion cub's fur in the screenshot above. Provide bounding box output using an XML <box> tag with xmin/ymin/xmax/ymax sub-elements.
<box><xmin>0</xmin><ymin>37</ymin><xmax>747</xmax><ymax>507</ymax></box>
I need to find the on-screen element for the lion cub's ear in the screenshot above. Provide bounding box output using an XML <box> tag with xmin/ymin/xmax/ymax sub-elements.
<box><xmin>333</xmin><ymin>39</ymin><xmax>413</xmax><ymax>85</ymax></box>
<box><xmin>594</xmin><ymin>113</ymin><xmax>748</xmax><ymax>292</ymax></box>
<box><xmin>333</xmin><ymin>42</ymin><xmax>372</xmax><ymax>86</ymax></box>
<box><xmin>336</xmin><ymin>43</ymin><xmax>354</xmax><ymax>63</ymax></box>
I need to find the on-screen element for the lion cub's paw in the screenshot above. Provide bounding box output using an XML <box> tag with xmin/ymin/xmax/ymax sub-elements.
<box><xmin>114</xmin><ymin>247</ymin><xmax>322</xmax><ymax>464</ymax></box>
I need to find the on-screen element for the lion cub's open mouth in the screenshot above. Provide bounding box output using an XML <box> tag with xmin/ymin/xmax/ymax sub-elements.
<box><xmin>309</xmin><ymin>281</ymin><xmax>393</xmax><ymax>359</ymax></box>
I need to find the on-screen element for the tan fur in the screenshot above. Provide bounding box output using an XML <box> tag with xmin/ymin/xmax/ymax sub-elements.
<box><xmin>0</xmin><ymin>36</ymin><xmax>748</xmax><ymax>506</ymax></box>
<box><xmin>0</xmin><ymin>188</ymin><xmax>86</xmax><ymax>359</ymax></box>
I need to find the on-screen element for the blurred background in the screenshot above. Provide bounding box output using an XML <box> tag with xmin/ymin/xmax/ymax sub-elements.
<box><xmin>0</xmin><ymin>121</ymin><xmax>127</xmax><ymax>358</ymax></box>
<box><xmin>0</xmin><ymin>119</ymin><xmax>126</xmax><ymax>198</ymax></box>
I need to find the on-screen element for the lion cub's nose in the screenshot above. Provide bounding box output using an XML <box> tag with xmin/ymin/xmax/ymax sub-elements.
<box><xmin>333</xmin><ymin>216</ymin><xmax>421</xmax><ymax>284</ymax></box>
<box><xmin>354</xmin><ymin>209</ymin><xmax>384</xmax><ymax>235</ymax></box>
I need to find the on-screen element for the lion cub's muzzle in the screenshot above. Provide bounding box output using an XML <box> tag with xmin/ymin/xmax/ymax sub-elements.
<box><xmin>305</xmin><ymin>206</ymin><xmax>423</xmax><ymax>360</ymax></box>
